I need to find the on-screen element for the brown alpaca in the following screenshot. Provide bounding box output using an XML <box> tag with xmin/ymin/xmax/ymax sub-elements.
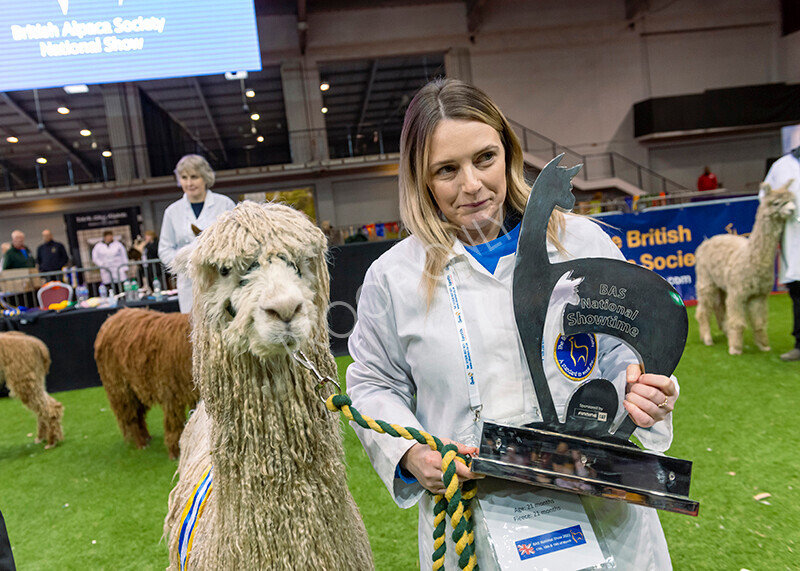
<box><xmin>695</xmin><ymin>181</ymin><xmax>796</xmax><ymax>354</ymax></box>
<box><xmin>94</xmin><ymin>308</ymin><xmax>196</xmax><ymax>459</ymax></box>
<box><xmin>0</xmin><ymin>331</ymin><xmax>64</xmax><ymax>448</ymax></box>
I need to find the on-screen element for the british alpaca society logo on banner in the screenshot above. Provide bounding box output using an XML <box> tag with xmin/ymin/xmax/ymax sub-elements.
<box><xmin>58</xmin><ymin>0</ymin><xmax>126</xmax><ymax>16</ymax></box>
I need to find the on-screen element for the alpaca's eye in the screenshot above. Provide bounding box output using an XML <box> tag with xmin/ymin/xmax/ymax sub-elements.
<box><xmin>275</xmin><ymin>254</ymin><xmax>301</xmax><ymax>276</ymax></box>
<box><xmin>219</xmin><ymin>266</ymin><xmax>231</xmax><ymax>277</ymax></box>
<box><xmin>246</xmin><ymin>260</ymin><xmax>260</xmax><ymax>273</ymax></box>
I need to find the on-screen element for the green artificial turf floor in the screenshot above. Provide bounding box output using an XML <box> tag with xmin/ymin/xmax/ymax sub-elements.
<box><xmin>0</xmin><ymin>293</ymin><xmax>798</xmax><ymax>570</ymax></box>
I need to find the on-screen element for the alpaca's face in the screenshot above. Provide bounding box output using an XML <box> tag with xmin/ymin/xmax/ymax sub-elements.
<box><xmin>760</xmin><ymin>184</ymin><xmax>796</xmax><ymax>221</ymax></box>
<box><xmin>187</xmin><ymin>202</ymin><xmax>329</xmax><ymax>362</ymax></box>
<box><xmin>203</xmin><ymin>250</ymin><xmax>318</xmax><ymax>359</ymax></box>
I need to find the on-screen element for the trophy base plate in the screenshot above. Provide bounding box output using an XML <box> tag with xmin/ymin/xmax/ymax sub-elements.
<box><xmin>471</xmin><ymin>421</ymin><xmax>699</xmax><ymax>516</ymax></box>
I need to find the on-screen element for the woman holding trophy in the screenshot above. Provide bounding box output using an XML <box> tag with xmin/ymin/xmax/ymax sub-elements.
<box><xmin>347</xmin><ymin>78</ymin><xmax>680</xmax><ymax>570</ymax></box>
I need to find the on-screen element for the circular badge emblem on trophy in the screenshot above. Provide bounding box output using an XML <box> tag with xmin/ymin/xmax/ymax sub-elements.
<box><xmin>554</xmin><ymin>333</ymin><xmax>597</xmax><ymax>381</ymax></box>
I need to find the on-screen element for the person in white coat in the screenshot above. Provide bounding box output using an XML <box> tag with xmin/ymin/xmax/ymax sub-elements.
<box><xmin>158</xmin><ymin>154</ymin><xmax>236</xmax><ymax>313</ymax></box>
<box><xmin>91</xmin><ymin>230</ymin><xmax>128</xmax><ymax>286</ymax></box>
<box><xmin>347</xmin><ymin>79</ymin><xmax>680</xmax><ymax>570</ymax></box>
<box><xmin>764</xmin><ymin>148</ymin><xmax>800</xmax><ymax>361</ymax></box>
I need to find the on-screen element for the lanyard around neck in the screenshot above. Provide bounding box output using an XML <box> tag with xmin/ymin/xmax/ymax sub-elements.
<box><xmin>444</xmin><ymin>263</ymin><xmax>483</xmax><ymax>421</ymax></box>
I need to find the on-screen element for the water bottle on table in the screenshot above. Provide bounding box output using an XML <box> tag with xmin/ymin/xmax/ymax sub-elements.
<box><xmin>98</xmin><ymin>283</ymin><xmax>108</xmax><ymax>299</ymax></box>
<box><xmin>152</xmin><ymin>278</ymin><xmax>163</xmax><ymax>301</ymax></box>
<box><xmin>76</xmin><ymin>284</ymin><xmax>89</xmax><ymax>303</ymax></box>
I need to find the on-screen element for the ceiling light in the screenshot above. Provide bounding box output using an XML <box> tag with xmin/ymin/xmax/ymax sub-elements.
<box><xmin>250</xmin><ymin>113</ymin><xmax>260</xmax><ymax>121</ymax></box>
<box><xmin>80</xmin><ymin>129</ymin><xmax>92</xmax><ymax>136</ymax></box>
<box><xmin>57</xmin><ymin>106</ymin><xmax>70</xmax><ymax>115</ymax></box>
<box><xmin>63</xmin><ymin>84</ymin><xmax>89</xmax><ymax>94</ymax></box>
<box><xmin>319</xmin><ymin>82</ymin><xmax>330</xmax><ymax>92</ymax></box>
<box><xmin>321</xmin><ymin>107</ymin><xmax>328</xmax><ymax>114</ymax></box>
<box><xmin>256</xmin><ymin>135</ymin><xmax>264</xmax><ymax>142</ymax></box>
<box><xmin>36</xmin><ymin>157</ymin><xmax>47</xmax><ymax>164</ymax></box>
<box><xmin>6</xmin><ymin>136</ymin><xmax>19</xmax><ymax>143</ymax></box>
<box><xmin>225</xmin><ymin>71</ymin><xmax>248</xmax><ymax>81</ymax></box>
<box><xmin>102</xmin><ymin>150</ymin><xmax>112</xmax><ymax>157</ymax></box>
<box><xmin>245</xmin><ymin>89</ymin><xmax>255</xmax><ymax>98</ymax></box>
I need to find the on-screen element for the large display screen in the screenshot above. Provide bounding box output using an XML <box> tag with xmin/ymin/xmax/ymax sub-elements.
<box><xmin>1</xmin><ymin>0</ymin><xmax>262</xmax><ymax>92</ymax></box>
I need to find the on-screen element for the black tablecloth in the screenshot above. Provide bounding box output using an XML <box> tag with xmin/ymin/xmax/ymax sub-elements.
<box><xmin>1</xmin><ymin>298</ymin><xmax>180</xmax><ymax>393</ymax></box>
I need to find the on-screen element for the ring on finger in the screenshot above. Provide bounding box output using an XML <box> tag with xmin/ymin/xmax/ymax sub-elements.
<box><xmin>657</xmin><ymin>397</ymin><xmax>669</xmax><ymax>409</ymax></box>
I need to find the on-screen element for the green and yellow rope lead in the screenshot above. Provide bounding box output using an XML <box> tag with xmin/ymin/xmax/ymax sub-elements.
<box><xmin>326</xmin><ymin>393</ymin><xmax>479</xmax><ymax>571</ymax></box>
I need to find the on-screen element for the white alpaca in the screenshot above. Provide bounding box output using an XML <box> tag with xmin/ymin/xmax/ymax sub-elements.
<box><xmin>695</xmin><ymin>181</ymin><xmax>796</xmax><ymax>354</ymax></box>
<box><xmin>164</xmin><ymin>201</ymin><xmax>373</xmax><ymax>570</ymax></box>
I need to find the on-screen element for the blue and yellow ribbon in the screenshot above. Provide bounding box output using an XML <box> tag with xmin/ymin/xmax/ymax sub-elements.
<box><xmin>178</xmin><ymin>465</ymin><xmax>213</xmax><ymax>571</ymax></box>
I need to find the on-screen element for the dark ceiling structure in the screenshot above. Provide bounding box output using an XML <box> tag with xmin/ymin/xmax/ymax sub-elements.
<box><xmin>0</xmin><ymin>0</ymin><xmax>480</xmax><ymax>191</ymax></box>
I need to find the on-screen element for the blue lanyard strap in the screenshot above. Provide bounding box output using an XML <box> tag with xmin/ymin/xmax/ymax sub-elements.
<box><xmin>444</xmin><ymin>264</ymin><xmax>483</xmax><ymax>421</ymax></box>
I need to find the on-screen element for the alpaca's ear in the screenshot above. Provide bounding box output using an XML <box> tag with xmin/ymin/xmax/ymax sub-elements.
<box><xmin>170</xmin><ymin>243</ymin><xmax>196</xmax><ymax>279</ymax></box>
<box><xmin>759</xmin><ymin>182</ymin><xmax>772</xmax><ymax>202</ymax></box>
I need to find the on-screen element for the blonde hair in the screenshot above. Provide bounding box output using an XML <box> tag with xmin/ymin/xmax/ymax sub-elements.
<box><xmin>398</xmin><ymin>78</ymin><xmax>566</xmax><ymax>306</ymax></box>
<box><xmin>174</xmin><ymin>154</ymin><xmax>215</xmax><ymax>189</ymax></box>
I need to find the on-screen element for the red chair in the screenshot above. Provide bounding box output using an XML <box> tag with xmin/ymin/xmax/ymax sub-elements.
<box><xmin>37</xmin><ymin>281</ymin><xmax>73</xmax><ymax>309</ymax></box>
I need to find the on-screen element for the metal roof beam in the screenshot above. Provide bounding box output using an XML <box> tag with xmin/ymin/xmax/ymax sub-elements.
<box><xmin>0</xmin><ymin>92</ymin><xmax>95</xmax><ymax>180</ymax></box>
<box><xmin>356</xmin><ymin>60</ymin><xmax>379</xmax><ymax>132</ymax></box>
<box><xmin>137</xmin><ymin>87</ymin><xmax>218</xmax><ymax>163</ymax></box>
<box><xmin>190</xmin><ymin>78</ymin><xmax>228</xmax><ymax>163</ymax></box>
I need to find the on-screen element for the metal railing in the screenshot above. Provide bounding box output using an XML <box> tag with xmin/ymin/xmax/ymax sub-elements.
<box><xmin>0</xmin><ymin>123</ymin><xmax>402</xmax><ymax>193</ymax></box>
<box><xmin>508</xmin><ymin>119</ymin><xmax>687</xmax><ymax>195</ymax></box>
<box><xmin>0</xmin><ymin>259</ymin><xmax>171</xmax><ymax>310</ymax></box>
<box><xmin>582</xmin><ymin>187</ymin><xmax>759</xmax><ymax>215</ymax></box>
<box><xmin>2</xmin><ymin>120</ymin><xmax>684</xmax><ymax>197</ymax></box>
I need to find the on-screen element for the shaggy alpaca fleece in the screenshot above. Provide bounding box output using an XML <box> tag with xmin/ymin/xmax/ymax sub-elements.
<box><xmin>0</xmin><ymin>331</ymin><xmax>63</xmax><ymax>447</ymax></box>
<box><xmin>695</xmin><ymin>181</ymin><xmax>796</xmax><ymax>354</ymax></box>
<box><xmin>164</xmin><ymin>201</ymin><xmax>373</xmax><ymax>571</ymax></box>
<box><xmin>94</xmin><ymin>308</ymin><xmax>195</xmax><ymax>459</ymax></box>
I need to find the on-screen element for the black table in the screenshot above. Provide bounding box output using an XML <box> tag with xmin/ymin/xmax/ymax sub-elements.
<box><xmin>1</xmin><ymin>298</ymin><xmax>179</xmax><ymax>393</ymax></box>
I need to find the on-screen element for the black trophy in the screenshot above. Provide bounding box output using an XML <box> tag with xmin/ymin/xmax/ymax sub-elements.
<box><xmin>470</xmin><ymin>155</ymin><xmax>699</xmax><ymax>516</ymax></box>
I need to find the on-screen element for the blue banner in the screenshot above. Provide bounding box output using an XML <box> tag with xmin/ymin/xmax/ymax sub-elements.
<box><xmin>595</xmin><ymin>197</ymin><xmax>760</xmax><ymax>301</ymax></box>
<box><xmin>1</xmin><ymin>0</ymin><xmax>261</xmax><ymax>92</ymax></box>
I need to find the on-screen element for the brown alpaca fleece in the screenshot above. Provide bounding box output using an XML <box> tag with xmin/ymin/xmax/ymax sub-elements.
<box><xmin>164</xmin><ymin>201</ymin><xmax>374</xmax><ymax>570</ymax></box>
<box><xmin>695</xmin><ymin>180</ymin><xmax>796</xmax><ymax>354</ymax></box>
<box><xmin>94</xmin><ymin>308</ymin><xmax>196</xmax><ymax>459</ymax></box>
<box><xmin>0</xmin><ymin>331</ymin><xmax>64</xmax><ymax>448</ymax></box>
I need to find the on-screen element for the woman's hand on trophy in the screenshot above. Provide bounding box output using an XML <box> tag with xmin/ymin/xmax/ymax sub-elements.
<box><xmin>400</xmin><ymin>439</ymin><xmax>481</xmax><ymax>495</ymax></box>
<box><xmin>623</xmin><ymin>363</ymin><xmax>678</xmax><ymax>427</ymax></box>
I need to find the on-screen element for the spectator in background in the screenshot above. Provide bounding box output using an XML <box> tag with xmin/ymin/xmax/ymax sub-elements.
<box><xmin>697</xmin><ymin>166</ymin><xmax>718</xmax><ymax>191</ymax></box>
<box><xmin>0</xmin><ymin>243</ymin><xmax>11</xmax><ymax>273</ymax></box>
<box><xmin>36</xmin><ymin>229</ymin><xmax>69</xmax><ymax>273</ymax></box>
<box><xmin>764</xmin><ymin>147</ymin><xmax>800</xmax><ymax>361</ymax></box>
<box><xmin>159</xmin><ymin>154</ymin><xmax>235</xmax><ymax>313</ymax></box>
<box><xmin>91</xmin><ymin>230</ymin><xmax>128</xmax><ymax>287</ymax></box>
<box><xmin>2</xmin><ymin>230</ymin><xmax>36</xmax><ymax>270</ymax></box>
<box><xmin>141</xmin><ymin>230</ymin><xmax>163</xmax><ymax>288</ymax></box>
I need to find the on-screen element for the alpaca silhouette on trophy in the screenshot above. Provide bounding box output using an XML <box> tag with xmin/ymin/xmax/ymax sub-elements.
<box><xmin>513</xmin><ymin>154</ymin><xmax>689</xmax><ymax>444</ymax></box>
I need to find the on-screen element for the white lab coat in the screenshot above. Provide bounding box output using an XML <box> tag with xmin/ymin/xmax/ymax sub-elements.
<box><xmin>764</xmin><ymin>153</ymin><xmax>800</xmax><ymax>284</ymax></box>
<box><xmin>91</xmin><ymin>240</ymin><xmax>128</xmax><ymax>285</ymax></box>
<box><xmin>347</xmin><ymin>216</ymin><xmax>676</xmax><ymax>570</ymax></box>
<box><xmin>158</xmin><ymin>190</ymin><xmax>236</xmax><ymax>312</ymax></box>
